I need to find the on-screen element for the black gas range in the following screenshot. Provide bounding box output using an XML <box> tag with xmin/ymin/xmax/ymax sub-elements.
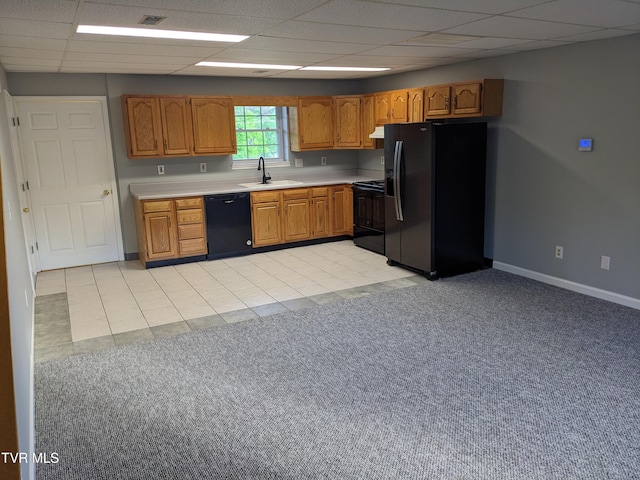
<box><xmin>352</xmin><ymin>180</ymin><xmax>385</xmax><ymax>255</ymax></box>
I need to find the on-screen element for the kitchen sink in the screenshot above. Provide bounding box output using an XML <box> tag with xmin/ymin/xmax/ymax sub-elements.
<box><xmin>238</xmin><ymin>180</ymin><xmax>304</xmax><ymax>188</ymax></box>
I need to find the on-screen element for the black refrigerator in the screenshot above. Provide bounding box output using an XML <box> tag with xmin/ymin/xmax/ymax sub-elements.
<box><xmin>384</xmin><ymin>122</ymin><xmax>487</xmax><ymax>279</ymax></box>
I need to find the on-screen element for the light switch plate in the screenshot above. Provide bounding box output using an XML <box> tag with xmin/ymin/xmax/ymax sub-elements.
<box><xmin>295</xmin><ymin>158</ymin><xmax>303</xmax><ymax>167</ymax></box>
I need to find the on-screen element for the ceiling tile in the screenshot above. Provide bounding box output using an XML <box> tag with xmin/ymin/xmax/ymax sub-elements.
<box><xmin>445</xmin><ymin>15</ymin><xmax>600</xmax><ymax>39</ymax></box>
<box><xmin>295</xmin><ymin>0</ymin><xmax>488</xmax><ymax>31</ymax></box>
<box><xmin>68</xmin><ymin>39</ymin><xmax>225</xmax><ymax>57</ymax></box>
<box><xmin>0</xmin><ymin>47</ymin><xmax>64</xmax><ymax>60</ymax></box>
<box><xmin>1</xmin><ymin>0</ymin><xmax>78</xmax><ymax>22</ymax></box>
<box><xmin>505</xmin><ymin>0</ymin><xmax>640</xmax><ymax>28</ymax></box>
<box><xmin>0</xmin><ymin>34</ymin><xmax>68</xmax><ymax>50</ymax></box>
<box><xmin>79</xmin><ymin>3</ymin><xmax>283</xmax><ymax>35</ymax></box>
<box><xmin>237</xmin><ymin>36</ymin><xmax>371</xmax><ymax>55</ymax></box>
<box><xmin>261</xmin><ymin>21</ymin><xmax>424</xmax><ymax>45</ymax></box>
<box><xmin>204</xmin><ymin>48</ymin><xmax>339</xmax><ymax>65</ymax></box>
<box><xmin>0</xmin><ymin>18</ymin><xmax>72</xmax><ymax>39</ymax></box>
<box><xmin>86</xmin><ymin>0</ymin><xmax>328</xmax><ymax>19</ymax></box>
<box><xmin>363</xmin><ymin>0</ymin><xmax>551</xmax><ymax>15</ymax></box>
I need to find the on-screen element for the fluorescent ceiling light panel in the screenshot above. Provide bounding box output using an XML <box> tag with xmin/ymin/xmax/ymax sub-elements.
<box><xmin>300</xmin><ymin>66</ymin><xmax>390</xmax><ymax>72</ymax></box>
<box><xmin>196</xmin><ymin>61</ymin><xmax>302</xmax><ymax>70</ymax></box>
<box><xmin>76</xmin><ymin>25</ymin><xmax>248</xmax><ymax>43</ymax></box>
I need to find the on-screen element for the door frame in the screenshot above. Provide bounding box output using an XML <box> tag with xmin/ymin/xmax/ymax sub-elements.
<box><xmin>13</xmin><ymin>96</ymin><xmax>124</xmax><ymax>271</ymax></box>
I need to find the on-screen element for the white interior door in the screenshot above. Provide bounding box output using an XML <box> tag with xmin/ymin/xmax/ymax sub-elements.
<box><xmin>16</xmin><ymin>97</ymin><xmax>122</xmax><ymax>270</ymax></box>
<box><xmin>4</xmin><ymin>90</ymin><xmax>38</xmax><ymax>280</ymax></box>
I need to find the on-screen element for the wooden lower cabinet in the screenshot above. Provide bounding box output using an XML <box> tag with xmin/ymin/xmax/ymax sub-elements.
<box><xmin>134</xmin><ymin>196</ymin><xmax>206</xmax><ymax>266</ymax></box>
<box><xmin>251</xmin><ymin>191</ymin><xmax>283</xmax><ymax>247</ymax></box>
<box><xmin>251</xmin><ymin>185</ymin><xmax>352</xmax><ymax>248</ymax></box>
<box><xmin>330</xmin><ymin>185</ymin><xmax>353</xmax><ymax>236</ymax></box>
<box><xmin>311</xmin><ymin>187</ymin><xmax>330</xmax><ymax>239</ymax></box>
<box><xmin>283</xmin><ymin>189</ymin><xmax>311</xmax><ymax>242</ymax></box>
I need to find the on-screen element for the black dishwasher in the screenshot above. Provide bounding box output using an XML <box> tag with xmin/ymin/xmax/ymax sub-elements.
<box><xmin>205</xmin><ymin>193</ymin><xmax>253</xmax><ymax>259</ymax></box>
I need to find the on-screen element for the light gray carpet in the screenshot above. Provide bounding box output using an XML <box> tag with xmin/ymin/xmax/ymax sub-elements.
<box><xmin>35</xmin><ymin>269</ymin><xmax>640</xmax><ymax>479</ymax></box>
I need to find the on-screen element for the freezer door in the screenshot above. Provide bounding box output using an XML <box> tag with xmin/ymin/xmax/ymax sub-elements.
<box><xmin>384</xmin><ymin>123</ymin><xmax>433</xmax><ymax>273</ymax></box>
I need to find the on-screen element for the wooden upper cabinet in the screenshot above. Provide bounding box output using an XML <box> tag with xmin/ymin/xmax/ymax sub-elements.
<box><xmin>123</xmin><ymin>96</ymin><xmax>163</xmax><ymax>157</ymax></box>
<box><xmin>408</xmin><ymin>88</ymin><xmax>424</xmax><ymax>122</ymax></box>
<box><xmin>159</xmin><ymin>96</ymin><xmax>193</xmax><ymax>156</ymax></box>
<box><xmin>452</xmin><ymin>82</ymin><xmax>482</xmax><ymax>115</ymax></box>
<box><xmin>425</xmin><ymin>85</ymin><xmax>451</xmax><ymax>117</ymax></box>
<box><xmin>334</xmin><ymin>96</ymin><xmax>362</xmax><ymax>149</ymax></box>
<box><xmin>374</xmin><ymin>92</ymin><xmax>391</xmax><ymax>125</ymax></box>
<box><xmin>190</xmin><ymin>96</ymin><xmax>236</xmax><ymax>155</ymax></box>
<box><xmin>426</xmin><ymin>79</ymin><xmax>503</xmax><ymax>118</ymax></box>
<box><xmin>362</xmin><ymin>94</ymin><xmax>376</xmax><ymax>149</ymax></box>
<box><xmin>289</xmin><ymin>97</ymin><xmax>334</xmax><ymax>151</ymax></box>
<box><xmin>390</xmin><ymin>90</ymin><xmax>409</xmax><ymax>123</ymax></box>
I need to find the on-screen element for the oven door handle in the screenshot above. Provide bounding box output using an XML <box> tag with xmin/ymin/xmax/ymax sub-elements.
<box><xmin>393</xmin><ymin>140</ymin><xmax>404</xmax><ymax>222</ymax></box>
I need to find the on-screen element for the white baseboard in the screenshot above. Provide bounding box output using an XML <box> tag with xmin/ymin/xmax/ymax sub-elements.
<box><xmin>493</xmin><ymin>262</ymin><xmax>640</xmax><ymax>310</ymax></box>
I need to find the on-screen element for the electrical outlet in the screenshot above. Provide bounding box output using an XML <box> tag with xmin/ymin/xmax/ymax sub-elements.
<box><xmin>200</xmin><ymin>163</ymin><xmax>207</xmax><ymax>173</ymax></box>
<box><xmin>555</xmin><ymin>245</ymin><xmax>563</xmax><ymax>259</ymax></box>
<box><xmin>381</xmin><ymin>155</ymin><xmax>385</xmax><ymax>165</ymax></box>
<box><xmin>600</xmin><ymin>255</ymin><xmax>610</xmax><ymax>270</ymax></box>
<box><xmin>157</xmin><ymin>165</ymin><xmax>165</xmax><ymax>175</ymax></box>
<box><xmin>321</xmin><ymin>156</ymin><xmax>327</xmax><ymax>166</ymax></box>
<box><xmin>294</xmin><ymin>158</ymin><xmax>303</xmax><ymax>167</ymax></box>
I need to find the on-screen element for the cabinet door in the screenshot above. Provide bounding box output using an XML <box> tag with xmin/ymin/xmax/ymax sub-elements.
<box><xmin>334</xmin><ymin>96</ymin><xmax>362</xmax><ymax>148</ymax></box>
<box><xmin>144</xmin><ymin>211</ymin><xmax>177</xmax><ymax>261</ymax></box>
<box><xmin>284</xmin><ymin>198</ymin><xmax>311</xmax><ymax>242</ymax></box>
<box><xmin>190</xmin><ymin>96</ymin><xmax>236</xmax><ymax>155</ymax></box>
<box><xmin>425</xmin><ymin>85</ymin><xmax>451</xmax><ymax>116</ymax></box>
<box><xmin>374</xmin><ymin>93</ymin><xmax>390</xmax><ymax>125</ymax></box>
<box><xmin>159</xmin><ymin>97</ymin><xmax>192</xmax><ymax>156</ymax></box>
<box><xmin>311</xmin><ymin>196</ymin><xmax>329</xmax><ymax>238</ymax></box>
<box><xmin>330</xmin><ymin>185</ymin><xmax>353</xmax><ymax>236</ymax></box>
<box><xmin>124</xmin><ymin>96</ymin><xmax>163</xmax><ymax>157</ymax></box>
<box><xmin>298</xmin><ymin>97</ymin><xmax>334</xmax><ymax>150</ymax></box>
<box><xmin>453</xmin><ymin>83</ymin><xmax>482</xmax><ymax>115</ymax></box>
<box><xmin>252</xmin><ymin>201</ymin><xmax>282</xmax><ymax>247</ymax></box>
<box><xmin>408</xmin><ymin>89</ymin><xmax>424</xmax><ymax>122</ymax></box>
<box><xmin>390</xmin><ymin>90</ymin><xmax>408</xmax><ymax>123</ymax></box>
<box><xmin>362</xmin><ymin>94</ymin><xmax>376</xmax><ymax>149</ymax></box>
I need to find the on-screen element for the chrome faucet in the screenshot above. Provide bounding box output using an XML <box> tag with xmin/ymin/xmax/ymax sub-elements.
<box><xmin>257</xmin><ymin>156</ymin><xmax>271</xmax><ymax>184</ymax></box>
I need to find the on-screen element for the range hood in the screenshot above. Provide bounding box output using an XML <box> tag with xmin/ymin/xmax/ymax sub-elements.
<box><xmin>369</xmin><ymin>126</ymin><xmax>384</xmax><ymax>139</ymax></box>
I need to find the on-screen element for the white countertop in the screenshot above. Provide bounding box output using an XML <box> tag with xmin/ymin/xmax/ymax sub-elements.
<box><xmin>130</xmin><ymin>172</ymin><xmax>383</xmax><ymax>200</ymax></box>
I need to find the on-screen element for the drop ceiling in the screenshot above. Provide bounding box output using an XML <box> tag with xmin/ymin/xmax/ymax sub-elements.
<box><xmin>1</xmin><ymin>0</ymin><xmax>639</xmax><ymax>79</ymax></box>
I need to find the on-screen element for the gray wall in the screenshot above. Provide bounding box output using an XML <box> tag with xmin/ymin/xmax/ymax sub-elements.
<box><xmin>360</xmin><ymin>34</ymin><xmax>640</xmax><ymax>300</ymax></box>
<box><xmin>7</xmin><ymin>33</ymin><xmax>640</xmax><ymax>300</ymax></box>
<box><xmin>0</xmin><ymin>64</ymin><xmax>34</xmax><ymax>480</ymax></box>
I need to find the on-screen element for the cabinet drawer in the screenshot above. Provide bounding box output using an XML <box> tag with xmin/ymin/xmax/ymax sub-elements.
<box><xmin>143</xmin><ymin>200</ymin><xmax>172</xmax><ymax>213</ymax></box>
<box><xmin>176</xmin><ymin>208</ymin><xmax>204</xmax><ymax>224</ymax></box>
<box><xmin>175</xmin><ymin>197</ymin><xmax>203</xmax><ymax>209</ymax></box>
<box><xmin>179</xmin><ymin>238</ymin><xmax>207</xmax><ymax>256</ymax></box>
<box><xmin>178</xmin><ymin>223</ymin><xmax>205</xmax><ymax>240</ymax></box>
<box><xmin>282</xmin><ymin>188</ymin><xmax>310</xmax><ymax>201</ymax></box>
<box><xmin>311</xmin><ymin>187</ymin><xmax>328</xmax><ymax>198</ymax></box>
<box><xmin>251</xmin><ymin>191</ymin><xmax>280</xmax><ymax>204</ymax></box>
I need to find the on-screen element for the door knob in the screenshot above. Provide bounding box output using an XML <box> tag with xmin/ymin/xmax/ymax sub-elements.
<box><xmin>22</xmin><ymin>207</ymin><xmax>29</xmax><ymax>213</ymax></box>
<box><xmin>103</xmin><ymin>190</ymin><xmax>111</xmax><ymax>196</ymax></box>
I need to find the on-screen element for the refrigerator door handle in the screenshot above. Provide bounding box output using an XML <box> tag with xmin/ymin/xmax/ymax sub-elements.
<box><xmin>393</xmin><ymin>140</ymin><xmax>404</xmax><ymax>221</ymax></box>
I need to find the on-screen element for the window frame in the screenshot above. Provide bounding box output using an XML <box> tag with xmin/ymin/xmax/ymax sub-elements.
<box><xmin>232</xmin><ymin>105</ymin><xmax>290</xmax><ymax>169</ymax></box>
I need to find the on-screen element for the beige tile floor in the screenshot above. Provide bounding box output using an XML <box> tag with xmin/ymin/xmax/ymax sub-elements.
<box><xmin>35</xmin><ymin>241</ymin><xmax>423</xmax><ymax>362</ymax></box>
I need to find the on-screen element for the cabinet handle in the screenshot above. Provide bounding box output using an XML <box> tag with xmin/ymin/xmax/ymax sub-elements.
<box><xmin>445</xmin><ymin>97</ymin><xmax>450</xmax><ymax>109</ymax></box>
<box><xmin>154</xmin><ymin>139</ymin><xmax>158</xmax><ymax>149</ymax></box>
<box><xmin>453</xmin><ymin>96</ymin><xmax>457</xmax><ymax>108</ymax></box>
<box><xmin>163</xmin><ymin>138</ymin><xmax>167</xmax><ymax>150</ymax></box>
<box><xmin>168</xmin><ymin>216</ymin><xmax>172</xmax><ymax>228</ymax></box>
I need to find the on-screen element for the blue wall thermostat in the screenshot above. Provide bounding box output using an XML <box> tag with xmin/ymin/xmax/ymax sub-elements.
<box><xmin>578</xmin><ymin>138</ymin><xmax>593</xmax><ymax>151</ymax></box>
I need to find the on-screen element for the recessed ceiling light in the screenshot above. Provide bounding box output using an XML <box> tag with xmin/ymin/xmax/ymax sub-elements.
<box><xmin>299</xmin><ymin>66</ymin><xmax>390</xmax><ymax>72</ymax></box>
<box><xmin>196</xmin><ymin>61</ymin><xmax>302</xmax><ymax>70</ymax></box>
<box><xmin>76</xmin><ymin>25</ymin><xmax>248</xmax><ymax>43</ymax></box>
